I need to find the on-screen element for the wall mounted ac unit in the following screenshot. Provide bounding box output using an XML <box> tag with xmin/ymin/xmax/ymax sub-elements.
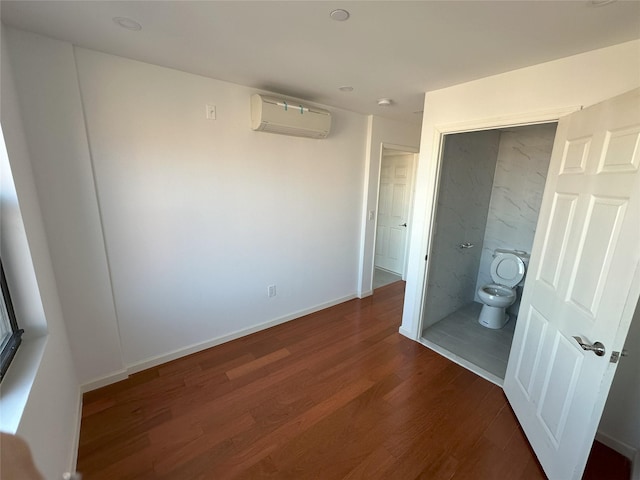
<box><xmin>250</xmin><ymin>94</ymin><xmax>331</xmax><ymax>139</ymax></box>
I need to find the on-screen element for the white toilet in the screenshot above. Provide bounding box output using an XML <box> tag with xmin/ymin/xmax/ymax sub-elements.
<box><xmin>477</xmin><ymin>249</ymin><xmax>529</xmax><ymax>329</ymax></box>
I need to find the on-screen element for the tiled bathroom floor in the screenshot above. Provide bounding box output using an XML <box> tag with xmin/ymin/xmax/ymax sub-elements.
<box><xmin>421</xmin><ymin>302</ymin><xmax>516</xmax><ymax>383</ymax></box>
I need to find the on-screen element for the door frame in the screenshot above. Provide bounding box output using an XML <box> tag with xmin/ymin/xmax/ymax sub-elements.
<box><xmin>414</xmin><ymin>107</ymin><xmax>581</xmax><ymax>340</ymax></box>
<box><xmin>371</xmin><ymin>142</ymin><xmax>418</xmax><ymax>280</ymax></box>
<box><xmin>372</xmin><ymin>144</ymin><xmax>419</xmax><ymax>281</ymax></box>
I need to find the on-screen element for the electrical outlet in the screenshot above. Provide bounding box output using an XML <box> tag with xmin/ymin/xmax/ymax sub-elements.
<box><xmin>267</xmin><ymin>284</ymin><xmax>277</xmax><ymax>298</ymax></box>
<box><xmin>206</xmin><ymin>104</ymin><xmax>216</xmax><ymax>120</ymax></box>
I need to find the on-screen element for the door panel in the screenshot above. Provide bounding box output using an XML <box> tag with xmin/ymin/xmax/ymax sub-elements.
<box><xmin>567</xmin><ymin>196</ymin><xmax>627</xmax><ymax>316</ymax></box>
<box><xmin>375</xmin><ymin>153</ymin><xmax>414</xmax><ymax>275</ymax></box>
<box><xmin>599</xmin><ymin>126</ymin><xmax>640</xmax><ymax>172</ymax></box>
<box><xmin>537</xmin><ymin>193</ymin><xmax>578</xmax><ymax>290</ymax></box>
<box><xmin>513</xmin><ymin>306</ymin><xmax>547</xmax><ymax>398</ymax></box>
<box><xmin>559</xmin><ymin>136</ymin><xmax>590</xmax><ymax>174</ymax></box>
<box><xmin>504</xmin><ymin>88</ymin><xmax>640</xmax><ymax>479</ymax></box>
<box><xmin>536</xmin><ymin>332</ymin><xmax>582</xmax><ymax>447</ymax></box>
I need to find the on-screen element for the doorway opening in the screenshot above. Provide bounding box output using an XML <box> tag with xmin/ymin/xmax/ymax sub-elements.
<box><xmin>373</xmin><ymin>145</ymin><xmax>417</xmax><ymax>290</ymax></box>
<box><xmin>419</xmin><ymin>123</ymin><xmax>558</xmax><ymax>385</ymax></box>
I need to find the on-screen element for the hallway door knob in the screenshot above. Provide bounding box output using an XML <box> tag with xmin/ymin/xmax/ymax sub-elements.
<box><xmin>399</xmin><ymin>223</ymin><xmax>407</xmax><ymax>227</ymax></box>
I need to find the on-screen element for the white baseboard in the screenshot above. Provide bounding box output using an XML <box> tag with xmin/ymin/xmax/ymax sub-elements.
<box><xmin>81</xmin><ymin>294</ymin><xmax>357</xmax><ymax>392</ymax></box>
<box><xmin>69</xmin><ymin>387</ymin><xmax>83</xmax><ymax>472</ymax></box>
<box><xmin>595</xmin><ymin>430</ymin><xmax>637</xmax><ymax>460</ymax></box>
<box><xmin>418</xmin><ymin>336</ymin><xmax>503</xmax><ymax>387</ymax></box>
<box><xmin>81</xmin><ymin>369</ymin><xmax>128</xmax><ymax>393</ymax></box>
<box><xmin>398</xmin><ymin>326</ymin><xmax>415</xmax><ymax>340</ymax></box>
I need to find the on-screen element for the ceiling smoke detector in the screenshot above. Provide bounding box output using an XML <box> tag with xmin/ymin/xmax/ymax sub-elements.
<box><xmin>329</xmin><ymin>9</ymin><xmax>350</xmax><ymax>21</ymax></box>
<box><xmin>113</xmin><ymin>16</ymin><xmax>142</xmax><ymax>31</ymax></box>
<box><xmin>377</xmin><ymin>98</ymin><xmax>393</xmax><ymax>107</ymax></box>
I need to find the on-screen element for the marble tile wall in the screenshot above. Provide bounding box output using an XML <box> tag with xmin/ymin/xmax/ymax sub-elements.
<box><xmin>422</xmin><ymin>130</ymin><xmax>500</xmax><ymax>330</ymax></box>
<box><xmin>474</xmin><ymin>123</ymin><xmax>556</xmax><ymax>303</ymax></box>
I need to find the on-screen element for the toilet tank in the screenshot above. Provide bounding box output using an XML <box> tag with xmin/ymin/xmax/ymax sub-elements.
<box><xmin>494</xmin><ymin>249</ymin><xmax>530</xmax><ymax>267</ymax></box>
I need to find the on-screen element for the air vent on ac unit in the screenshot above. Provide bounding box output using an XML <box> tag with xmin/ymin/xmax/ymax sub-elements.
<box><xmin>250</xmin><ymin>94</ymin><xmax>331</xmax><ymax>139</ymax></box>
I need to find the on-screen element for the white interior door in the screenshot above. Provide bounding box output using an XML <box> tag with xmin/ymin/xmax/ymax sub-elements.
<box><xmin>504</xmin><ymin>88</ymin><xmax>640</xmax><ymax>479</ymax></box>
<box><xmin>375</xmin><ymin>153</ymin><xmax>414</xmax><ymax>275</ymax></box>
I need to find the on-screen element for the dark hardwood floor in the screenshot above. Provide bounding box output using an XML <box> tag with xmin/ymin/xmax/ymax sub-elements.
<box><xmin>77</xmin><ymin>281</ymin><xmax>630</xmax><ymax>479</ymax></box>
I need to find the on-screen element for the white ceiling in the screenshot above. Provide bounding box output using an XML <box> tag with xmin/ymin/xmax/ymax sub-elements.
<box><xmin>2</xmin><ymin>1</ymin><xmax>639</xmax><ymax>124</ymax></box>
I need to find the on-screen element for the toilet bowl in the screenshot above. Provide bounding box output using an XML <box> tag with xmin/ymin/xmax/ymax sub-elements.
<box><xmin>478</xmin><ymin>284</ymin><xmax>516</xmax><ymax>328</ymax></box>
<box><xmin>478</xmin><ymin>250</ymin><xmax>528</xmax><ymax>329</ymax></box>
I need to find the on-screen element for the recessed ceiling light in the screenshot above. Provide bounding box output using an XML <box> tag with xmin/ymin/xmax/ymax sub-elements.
<box><xmin>330</xmin><ymin>9</ymin><xmax>350</xmax><ymax>21</ymax></box>
<box><xmin>339</xmin><ymin>86</ymin><xmax>354</xmax><ymax>92</ymax></box>
<box><xmin>113</xmin><ymin>16</ymin><xmax>142</xmax><ymax>31</ymax></box>
<box><xmin>377</xmin><ymin>98</ymin><xmax>393</xmax><ymax>107</ymax></box>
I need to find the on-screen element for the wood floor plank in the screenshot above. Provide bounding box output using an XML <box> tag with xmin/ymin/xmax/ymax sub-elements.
<box><xmin>482</xmin><ymin>402</ymin><xmax>519</xmax><ymax>451</ymax></box>
<box><xmin>583</xmin><ymin>441</ymin><xmax>632</xmax><ymax>480</ymax></box>
<box><xmin>152</xmin><ymin>412</ymin><xmax>255</xmax><ymax>476</ymax></box>
<box><xmin>86</xmin><ymin>449</ymin><xmax>156</xmax><ymax>480</ymax></box>
<box><xmin>341</xmin><ymin>445</ymin><xmax>397</xmax><ymax>480</ymax></box>
<box><xmin>78</xmin><ymin>406</ymin><xmax>172</xmax><ymax>457</ymax></box>
<box><xmin>223</xmin><ymin>378</ymin><xmax>376</xmax><ymax>477</ymax></box>
<box><xmin>250</xmin><ymin>375</ymin><xmax>404</xmax><ymax>479</ymax></box>
<box><xmin>225</xmin><ymin>348</ymin><xmax>291</xmax><ymax>380</ymax></box>
<box><xmin>78</xmin><ymin>432</ymin><xmax>151</xmax><ymax>474</ymax></box>
<box><xmin>77</xmin><ymin>281</ymin><xmax>628</xmax><ymax>479</ymax></box>
<box><xmin>184</xmin><ymin>352</ymin><xmax>255</xmax><ymax>385</ymax></box>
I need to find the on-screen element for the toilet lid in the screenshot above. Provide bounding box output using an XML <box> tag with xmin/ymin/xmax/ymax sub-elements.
<box><xmin>490</xmin><ymin>254</ymin><xmax>525</xmax><ymax>287</ymax></box>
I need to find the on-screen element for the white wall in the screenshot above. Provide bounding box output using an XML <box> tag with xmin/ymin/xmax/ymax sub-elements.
<box><xmin>401</xmin><ymin>38</ymin><xmax>640</xmax><ymax>455</ymax></box>
<box><xmin>1</xmin><ymin>26</ymin><xmax>80</xmax><ymax>478</ymax></box>
<box><xmin>598</xmin><ymin>303</ymin><xmax>640</xmax><ymax>456</ymax></box>
<box><xmin>4</xmin><ymin>24</ymin><xmax>373</xmax><ymax>384</ymax></box>
<box><xmin>1</xmin><ymin>23</ymin><xmax>411</xmax><ymax>475</ymax></box>
<box><xmin>4</xmin><ymin>28</ymin><xmax>124</xmax><ymax>386</ymax></box>
<box><xmin>402</xmin><ymin>39</ymin><xmax>640</xmax><ymax>339</ymax></box>
<box><xmin>423</xmin><ymin>130</ymin><xmax>499</xmax><ymax>329</ymax></box>
<box><xmin>358</xmin><ymin>116</ymin><xmax>421</xmax><ymax>296</ymax></box>
<box><xmin>474</xmin><ymin>124</ymin><xmax>556</xmax><ymax>304</ymax></box>
<box><xmin>72</xmin><ymin>47</ymin><xmax>368</xmax><ymax>371</ymax></box>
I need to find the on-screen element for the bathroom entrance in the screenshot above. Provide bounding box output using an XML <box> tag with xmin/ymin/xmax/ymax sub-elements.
<box><xmin>420</xmin><ymin>123</ymin><xmax>557</xmax><ymax>384</ymax></box>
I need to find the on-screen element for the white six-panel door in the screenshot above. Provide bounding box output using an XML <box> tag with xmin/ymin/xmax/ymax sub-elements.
<box><xmin>504</xmin><ymin>89</ymin><xmax>640</xmax><ymax>479</ymax></box>
<box><xmin>375</xmin><ymin>153</ymin><xmax>414</xmax><ymax>275</ymax></box>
